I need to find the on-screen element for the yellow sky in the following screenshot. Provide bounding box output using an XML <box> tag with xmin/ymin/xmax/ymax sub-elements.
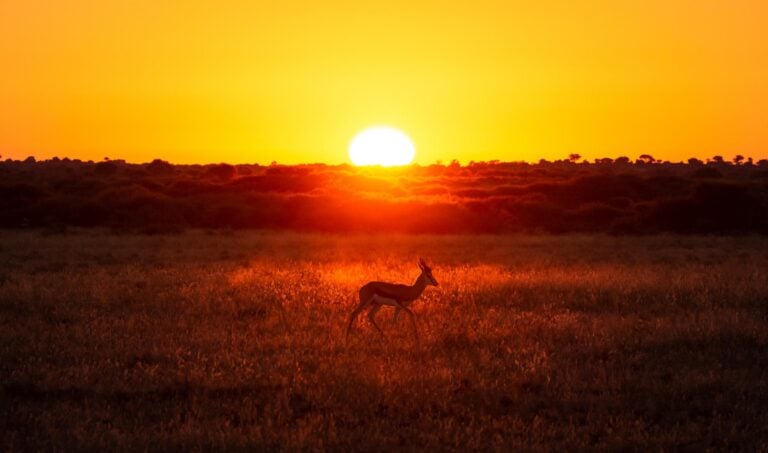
<box><xmin>1</xmin><ymin>0</ymin><xmax>767</xmax><ymax>164</ymax></box>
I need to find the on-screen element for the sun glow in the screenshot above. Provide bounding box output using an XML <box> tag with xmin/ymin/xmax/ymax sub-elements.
<box><xmin>348</xmin><ymin>126</ymin><xmax>416</xmax><ymax>166</ymax></box>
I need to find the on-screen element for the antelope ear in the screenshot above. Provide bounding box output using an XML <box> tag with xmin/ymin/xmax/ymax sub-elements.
<box><xmin>418</xmin><ymin>257</ymin><xmax>427</xmax><ymax>269</ymax></box>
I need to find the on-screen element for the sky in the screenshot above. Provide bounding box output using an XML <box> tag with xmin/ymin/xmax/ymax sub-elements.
<box><xmin>1</xmin><ymin>0</ymin><xmax>767</xmax><ymax>165</ymax></box>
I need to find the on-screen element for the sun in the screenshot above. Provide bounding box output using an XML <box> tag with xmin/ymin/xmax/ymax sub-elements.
<box><xmin>348</xmin><ymin>126</ymin><xmax>416</xmax><ymax>166</ymax></box>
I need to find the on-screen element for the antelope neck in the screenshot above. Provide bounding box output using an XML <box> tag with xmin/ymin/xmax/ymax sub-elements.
<box><xmin>409</xmin><ymin>273</ymin><xmax>429</xmax><ymax>299</ymax></box>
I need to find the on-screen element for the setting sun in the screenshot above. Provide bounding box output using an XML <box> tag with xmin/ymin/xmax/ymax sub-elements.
<box><xmin>348</xmin><ymin>126</ymin><xmax>415</xmax><ymax>167</ymax></box>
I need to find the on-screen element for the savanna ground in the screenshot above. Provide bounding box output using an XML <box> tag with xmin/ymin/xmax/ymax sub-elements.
<box><xmin>1</xmin><ymin>231</ymin><xmax>768</xmax><ymax>450</ymax></box>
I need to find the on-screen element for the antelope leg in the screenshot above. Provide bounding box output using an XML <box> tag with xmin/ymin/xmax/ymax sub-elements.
<box><xmin>367</xmin><ymin>304</ymin><xmax>385</xmax><ymax>337</ymax></box>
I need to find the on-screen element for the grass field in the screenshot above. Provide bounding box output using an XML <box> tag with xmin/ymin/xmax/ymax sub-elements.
<box><xmin>2</xmin><ymin>231</ymin><xmax>768</xmax><ymax>449</ymax></box>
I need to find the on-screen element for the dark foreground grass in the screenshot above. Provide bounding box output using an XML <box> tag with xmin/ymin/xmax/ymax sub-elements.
<box><xmin>1</xmin><ymin>231</ymin><xmax>767</xmax><ymax>449</ymax></box>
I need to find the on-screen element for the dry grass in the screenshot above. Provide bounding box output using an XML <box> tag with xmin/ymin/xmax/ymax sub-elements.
<box><xmin>1</xmin><ymin>231</ymin><xmax>768</xmax><ymax>449</ymax></box>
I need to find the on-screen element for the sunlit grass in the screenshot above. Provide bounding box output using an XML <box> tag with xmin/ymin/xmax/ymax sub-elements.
<box><xmin>1</xmin><ymin>231</ymin><xmax>767</xmax><ymax>449</ymax></box>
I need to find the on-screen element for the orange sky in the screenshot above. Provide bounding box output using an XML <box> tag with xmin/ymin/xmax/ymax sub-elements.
<box><xmin>1</xmin><ymin>0</ymin><xmax>767</xmax><ymax>164</ymax></box>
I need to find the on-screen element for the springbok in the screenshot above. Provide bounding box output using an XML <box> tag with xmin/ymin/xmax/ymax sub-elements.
<box><xmin>346</xmin><ymin>258</ymin><xmax>438</xmax><ymax>345</ymax></box>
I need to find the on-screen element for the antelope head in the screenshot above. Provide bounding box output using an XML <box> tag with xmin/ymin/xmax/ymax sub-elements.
<box><xmin>418</xmin><ymin>257</ymin><xmax>438</xmax><ymax>286</ymax></box>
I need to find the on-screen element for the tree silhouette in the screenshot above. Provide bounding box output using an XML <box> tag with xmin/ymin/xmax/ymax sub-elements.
<box><xmin>147</xmin><ymin>159</ymin><xmax>174</xmax><ymax>175</ymax></box>
<box><xmin>206</xmin><ymin>163</ymin><xmax>236</xmax><ymax>180</ymax></box>
<box><xmin>638</xmin><ymin>154</ymin><xmax>655</xmax><ymax>164</ymax></box>
<box><xmin>568</xmin><ymin>153</ymin><xmax>581</xmax><ymax>163</ymax></box>
<box><xmin>733</xmin><ymin>155</ymin><xmax>745</xmax><ymax>165</ymax></box>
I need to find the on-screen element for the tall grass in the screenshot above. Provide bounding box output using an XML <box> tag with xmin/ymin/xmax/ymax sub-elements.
<box><xmin>1</xmin><ymin>231</ymin><xmax>767</xmax><ymax>449</ymax></box>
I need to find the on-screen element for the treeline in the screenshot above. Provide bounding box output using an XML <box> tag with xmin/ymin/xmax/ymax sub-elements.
<box><xmin>2</xmin><ymin>156</ymin><xmax>768</xmax><ymax>234</ymax></box>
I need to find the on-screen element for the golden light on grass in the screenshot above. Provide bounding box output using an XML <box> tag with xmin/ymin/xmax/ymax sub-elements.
<box><xmin>348</xmin><ymin>126</ymin><xmax>416</xmax><ymax>166</ymax></box>
<box><xmin>3</xmin><ymin>232</ymin><xmax>768</xmax><ymax>448</ymax></box>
